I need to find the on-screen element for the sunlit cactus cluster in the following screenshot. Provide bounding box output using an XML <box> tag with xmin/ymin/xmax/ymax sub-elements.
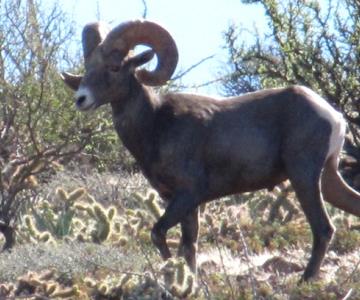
<box><xmin>82</xmin><ymin>272</ymin><xmax>169</xmax><ymax>299</ymax></box>
<box><xmin>122</xmin><ymin>191</ymin><xmax>165</xmax><ymax>244</ymax></box>
<box><xmin>1</xmin><ymin>181</ymin><xmax>360</xmax><ymax>299</ymax></box>
<box><xmin>256</xmin><ymin>182</ymin><xmax>300</xmax><ymax>224</ymax></box>
<box><xmin>200</xmin><ymin>193</ymin><xmax>308</xmax><ymax>254</ymax></box>
<box><xmin>16</xmin><ymin>187</ymin><xmax>131</xmax><ymax>246</ymax></box>
<box><xmin>161</xmin><ymin>257</ymin><xmax>195</xmax><ymax>298</ymax></box>
<box><xmin>83</xmin><ymin>273</ymin><xmax>136</xmax><ymax>298</ymax></box>
<box><xmin>2</xmin><ymin>179</ymin><xmax>358</xmax><ymax>300</ymax></box>
<box><xmin>15</xmin><ymin>186</ymin><xmax>167</xmax><ymax>251</ymax></box>
<box><xmin>0</xmin><ymin>269</ymin><xmax>81</xmax><ymax>299</ymax></box>
<box><xmin>0</xmin><ymin>257</ymin><xmax>196</xmax><ymax>300</ymax></box>
<box><xmin>133</xmin><ymin>191</ymin><xmax>163</xmax><ymax>220</ymax></box>
<box><xmin>73</xmin><ymin>195</ymin><xmax>122</xmax><ymax>244</ymax></box>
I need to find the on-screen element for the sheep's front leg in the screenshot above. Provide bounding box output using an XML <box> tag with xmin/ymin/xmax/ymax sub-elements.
<box><xmin>178</xmin><ymin>208</ymin><xmax>199</xmax><ymax>272</ymax></box>
<box><xmin>151</xmin><ymin>192</ymin><xmax>199</xmax><ymax>263</ymax></box>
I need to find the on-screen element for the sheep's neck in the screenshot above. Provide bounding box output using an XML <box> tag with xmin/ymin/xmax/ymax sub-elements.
<box><xmin>111</xmin><ymin>82</ymin><xmax>157</xmax><ymax>169</ymax></box>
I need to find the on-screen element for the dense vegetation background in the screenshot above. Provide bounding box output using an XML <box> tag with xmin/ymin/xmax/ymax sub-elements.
<box><xmin>0</xmin><ymin>0</ymin><xmax>359</xmax><ymax>299</ymax></box>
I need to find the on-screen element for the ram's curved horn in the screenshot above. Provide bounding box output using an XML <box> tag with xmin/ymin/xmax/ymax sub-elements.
<box><xmin>60</xmin><ymin>72</ymin><xmax>82</xmax><ymax>91</ymax></box>
<box><xmin>82</xmin><ymin>22</ymin><xmax>111</xmax><ymax>65</ymax></box>
<box><xmin>102</xmin><ymin>20</ymin><xmax>178</xmax><ymax>86</ymax></box>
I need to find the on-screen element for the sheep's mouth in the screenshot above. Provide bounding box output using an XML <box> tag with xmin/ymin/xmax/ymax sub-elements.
<box><xmin>76</xmin><ymin>99</ymin><xmax>99</xmax><ymax>111</ymax></box>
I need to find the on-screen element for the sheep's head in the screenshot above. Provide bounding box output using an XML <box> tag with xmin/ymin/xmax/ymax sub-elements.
<box><xmin>61</xmin><ymin>20</ymin><xmax>178</xmax><ymax>111</ymax></box>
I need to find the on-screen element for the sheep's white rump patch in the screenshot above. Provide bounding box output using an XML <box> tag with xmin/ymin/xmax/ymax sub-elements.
<box><xmin>301</xmin><ymin>86</ymin><xmax>346</xmax><ymax>162</ymax></box>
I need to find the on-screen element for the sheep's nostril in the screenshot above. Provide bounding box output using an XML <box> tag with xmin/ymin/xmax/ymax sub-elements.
<box><xmin>76</xmin><ymin>95</ymin><xmax>86</xmax><ymax>106</ymax></box>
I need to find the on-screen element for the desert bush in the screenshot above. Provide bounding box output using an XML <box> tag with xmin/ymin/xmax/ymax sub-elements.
<box><xmin>0</xmin><ymin>0</ymin><xmax>82</xmax><ymax>249</ymax></box>
<box><xmin>0</xmin><ymin>0</ymin><xmax>137</xmax><ymax>250</ymax></box>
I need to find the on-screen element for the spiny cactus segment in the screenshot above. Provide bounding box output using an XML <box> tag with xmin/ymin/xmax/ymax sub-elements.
<box><xmin>161</xmin><ymin>257</ymin><xmax>195</xmax><ymax>298</ymax></box>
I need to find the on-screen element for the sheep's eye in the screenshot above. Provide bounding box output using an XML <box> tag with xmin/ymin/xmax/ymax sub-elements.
<box><xmin>109</xmin><ymin>65</ymin><xmax>121</xmax><ymax>72</ymax></box>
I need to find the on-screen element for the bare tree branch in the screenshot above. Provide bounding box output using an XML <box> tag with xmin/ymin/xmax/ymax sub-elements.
<box><xmin>171</xmin><ymin>54</ymin><xmax>215</xmax><ymax>82</ymax></box>
<box><xmin>141</xmin><ymin>0</ymin><xmax>148</xmax><ymax>19</ymax></box>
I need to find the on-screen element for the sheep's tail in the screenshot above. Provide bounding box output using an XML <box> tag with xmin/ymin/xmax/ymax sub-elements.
<box><xmin>321</xmin><ymin>155</ymin><xmax>360</xmax><ymax>216</ymax></box>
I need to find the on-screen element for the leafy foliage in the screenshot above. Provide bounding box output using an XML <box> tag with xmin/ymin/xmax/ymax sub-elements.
<box><xmin>0</xmin><ymin>0</ymin><xmax>128</xmax><ymax>249</ymax></box>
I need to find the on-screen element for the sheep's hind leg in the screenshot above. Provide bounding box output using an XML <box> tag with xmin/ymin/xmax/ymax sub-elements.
<box><xmin>151</xmin><ymin>192</ymin><xmax>199</xmax><ymax>263</ymax></box>
<box><xmin>288</xmin><ymin>164</ymin><xmax>334</xmax><ymax>281</ymax></box>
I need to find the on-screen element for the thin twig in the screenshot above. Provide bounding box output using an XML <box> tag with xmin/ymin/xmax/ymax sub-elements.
<box><xmin>342</xmin><ymin>288</ymin><xmax>353</xmax><ymax>300</ymax></box>
<box><xmin>211</xmin><ymin>229</ymin><xmax>236</xmax><ymax>300</ymax></box>
<box><xmin>176</xmin><ymin>77</ymin><xmax>223</xmax><ymax>91</ymax></box>
<box><xmin>1</xmin><ymin>296</ymin><xmax>51</xmax><ymax>300</ymax></box>
<box><xmin>141</xmin><ymin>0</ymin><xmax>148</xmax><ymax>19</ymax></box>
<box><xmin>341</xmin><ymin>257</ymin><xmax>360</xmax><ymax>284</ymax></box>
<box><xmin>238</xmin><ymin>227</ymin><xmax>258</xmax><ymax>299</ymax></box>
<box><xmin>197</xmin><ymin>269</ymin><xmax>212</xmax><ymax>300</ymax></box>
<box><xmin>171</xmin><ymin>55</ymin><xmax>215</xmax><ymax>81</ymax></box>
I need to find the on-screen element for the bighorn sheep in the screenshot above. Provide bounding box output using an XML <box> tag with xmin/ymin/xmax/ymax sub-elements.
<box><xmin>61</xmin><ymin>20</ymin><xmax>360</xmax><ymax>281</ymax></box>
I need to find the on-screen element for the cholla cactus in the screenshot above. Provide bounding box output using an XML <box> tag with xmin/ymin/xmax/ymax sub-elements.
<box><xmin>134</xmin><ymin>191</ymin><xmax>163</xmax><ymax>220</ymax></box>
<box><xmin>50</xmin><ymin>286</ymin><xmax>80</xmax><ymax>298</ymax></box>
<box><xmin>23</xmin><ymin>215</ymin><xmax>40</xmax><ymax>238</ymax></box>
<box><xmin>85</xmin><ymin>194</ymin><xmax>96</xmax><ymax>204</ymax></box>
<box><xmin>74</xmin><ymin>202</ymin><xmax>96</xmax><ymax>218</ymax></box>
<box><xmin>0</xmin><ymin>283</ymin><xmax>14</xmax><ymax>297</ymax></box>
<box><xmin>84</xmin><ymin>277</ymin><xmax>97</xmax><ymax>288</ymax></box>
<box><xmin>161</xmin><ymin>258</ymin><xmax>176</xmax><ymax>287</ymax></box>
<box><xmin>143</xmin><ymin>192</ymin><xmax>163</xmax><ymax>220</ymax></box>
<box><xmin>72</xmin><ymin>218</ymin><xmax>86</xmax><ymax>231</ymax></box>
<box><xmin>113</xmin><ymin>221</ymin><xmax>122</xmax><ymax>233</ymax></box>
<box><xmin>83</xmin><ymin>273</ymin><xmax>138</xmax><ymax>298</ymax></box>
<box><xmin>118</xmin><ymin>236</ymin><xmax>128</xmax><ymax>246</ymax></box>
<box><xmin>123</xmin><ymin>191</ymin><xmax>164</xmax><ymax>238</ymax></box>
<box><xmin>118</xmin><ymin>274</ymin><xmax>132</xmax><ymax>287</ymax></box>
<box><xmin>266</xmin><ymin>182</ymin><xmax>298</xmax><ymax>223</ymax></box>
<box><xmin>38</xmin><ymin>269</ymin><xmax>56</xmax><ymax>281</ymax></box>
<box><xmin>116</xmin><ymin>273</ymin><xmax>137</xmax><ymax>295</ymax></box>
<box><xmin>20</xmin><ymin>187</ymin><xmax>88</xmax><ymax>242</ymax></box>
<box><xmin>97</xmin><ymin>283</ymin><xmax>110</xmax><ymax>295</ymax></box>
<box><xmin>73</xmin><ymin>196</ymin><xmax>123</xmax><ymax>244</ymax></box>
<box><xmin>161</xmin><ymin>257</ymin><xmax>195</xmax><ymax>298</ymax></box>
<box><xmin>56</xmin><ymin>187</ymin><xmax>86</xmax><ymax>211</ymax></box>
<box><xmin>25</xmin><ymin>275</ymin><xmax>43</xmax><ymax>287</ymax></box>
<box><xmin>38</xmin><ymin>231</ymin><xmax>51</xmax><ymax>243</ymax></box>
<box><xmin>67</xmin><ymin>188</ymin><xmax>86</xmax><ymax>203</ymax></box>
<box><xmin>44</xmin><ymin>282</ymin><xmax>58</xmax><ymax>296</ymax></box>
<box><xmin>76</xmin><ymin>232</ymin><xmax>86</xmax><ymax>242</ymax></box>
<box><xmin>107</xmin><ymin>206</ymin><xmax>117</xmax><ymax>221</ymax></box>
<box><xmin>24</xmin><ymin>175</ymin><xmax>38</xmax><ymax>189</ymax></box>
<box><xmin>55</xmin><ymin>187</ymin><xmax>68</xmax><ymax>202</ymax></box>
<box><xmin>7</xmin><ymin>269</ymin><xmax>85</xmax><ymax>299</ymax></box>
<box><xmin>19</xmin><ymin>186</ymin><xmax>126</xmax><ymax>245</ymax></box>
<box><xmin>90</xmin><ymin>204</ymin><xmax>112</xmax><ymax>243</ymax></box>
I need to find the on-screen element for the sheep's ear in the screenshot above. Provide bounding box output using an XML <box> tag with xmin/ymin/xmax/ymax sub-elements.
<box><xmin>125</xmin><ymin>49</ymin><xmax>155</xmax><ymax>71</ymax></box>
<box><xmin>60</xmin><ymin>72</ymin><xmax>83</xmax><ymax>91</ymax></box>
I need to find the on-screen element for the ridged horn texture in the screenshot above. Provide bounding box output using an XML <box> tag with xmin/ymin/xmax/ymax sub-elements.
<box><xmin>102</xmin><ymin>20</ymin><xmax>179</xmax><ymax>86</ymax></box>
<box><xmin>82</xmin><ymin>22</ymin><xmax>111</xmax><ymax>64</ymax></box>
